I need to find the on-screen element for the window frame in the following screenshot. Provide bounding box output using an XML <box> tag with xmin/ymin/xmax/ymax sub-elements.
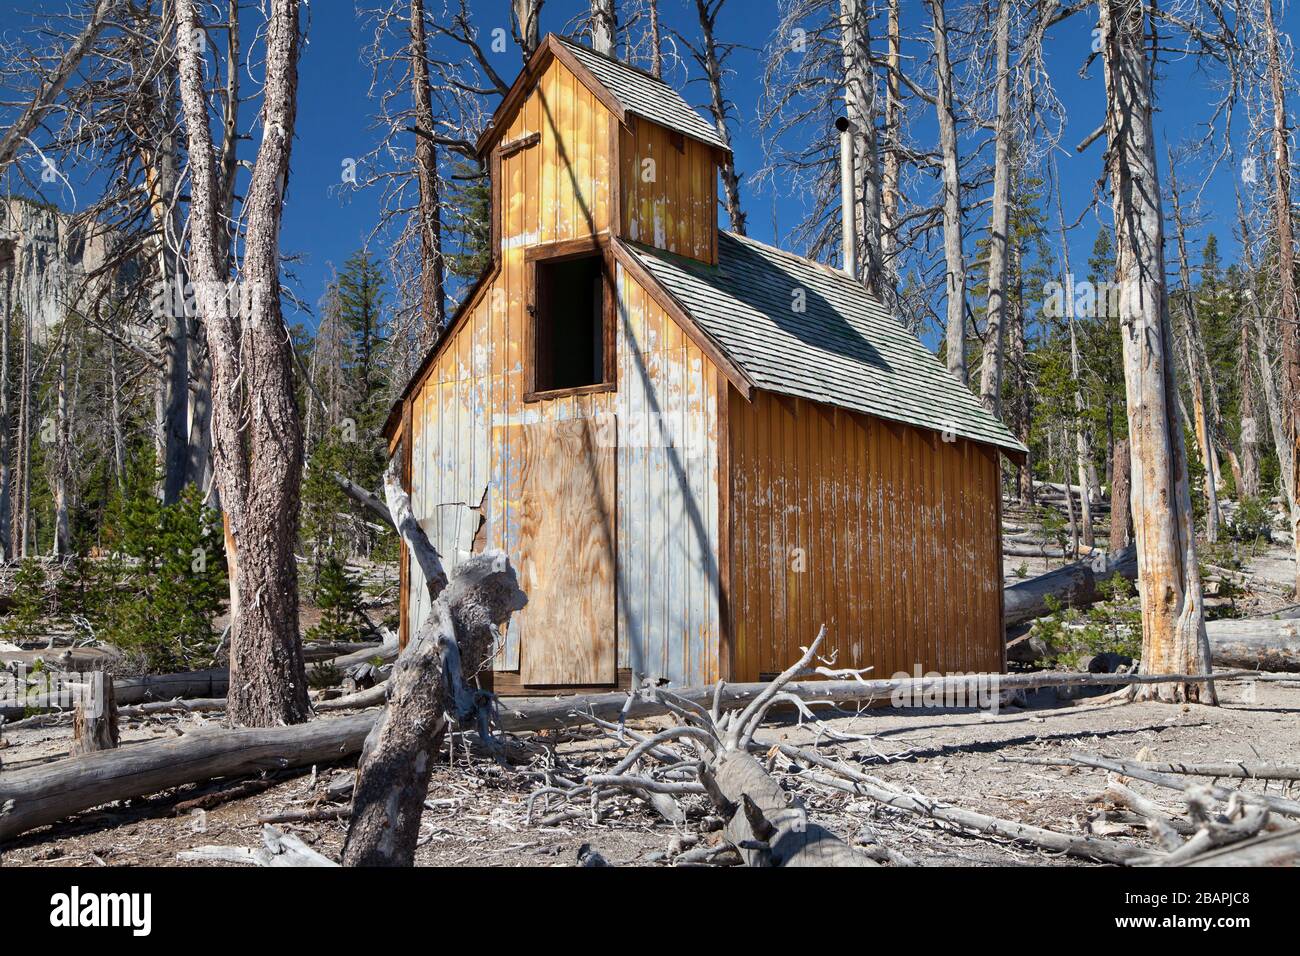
<box><xmin>523</xmin><ymin>236</ymin><xmax>618</xmax><ymax>403</ymax></box>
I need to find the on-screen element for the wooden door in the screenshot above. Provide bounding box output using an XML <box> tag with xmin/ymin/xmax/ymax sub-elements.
<box><xmin>508</xmin><ymin>417</ymin><xmax>617</xmax><ymax>686</ymax></box>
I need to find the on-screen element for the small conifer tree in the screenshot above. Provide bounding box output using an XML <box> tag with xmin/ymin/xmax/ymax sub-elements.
<box><xmin>306</xmin><ymin>554</ymin><xmax>366</xmax><ymax>643</ymax></box>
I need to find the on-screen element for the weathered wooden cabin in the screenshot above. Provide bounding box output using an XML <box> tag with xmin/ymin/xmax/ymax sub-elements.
<box><xmin>384</xmin><ymin>34</ymin><xmax>1026</xmax><ymax>694</ymax></box>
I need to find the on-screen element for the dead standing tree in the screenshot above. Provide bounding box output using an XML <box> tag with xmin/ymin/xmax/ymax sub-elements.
<box><xmin>758</xmin><ymin>0</ymin><xmax>887</xmax><ymax>295</ymax></box>
<box><xmin>410</xmin><ymin>0</ymin><xmax>446</xmax><ymax>347</ymax></box>
<box><xmin>354</xmin><ymin>0</ymin><xmax>525</xmax><ymax>373</ymax></box>
<box><xmin>930</xmin><ymin>0</ymin><xmax>968</xmax><ymax>384</ymax></box>
<box><xmin>977</xmin><ymin>0</ymin><xmax>1013</xmax><ymax>415</ymax></box>
<box><xmin>174</xmin><ymin>0</ymin><xmax>310</xmax><ymax>726</ymax></box>
<box><xmin>1167</xmin><ymin>155</ymin><xmax>1222</xmax><ymax>543</ymax></box>
<box><xmin>1099</xmin><ymin>0</ymin><xmax>1214</xmax><ymax>703</ymax></box>
<box><xmin>1261</xmin><ymin>0</ymin><xmax>1300</xmax><ymax>592</ymax></box>
<box><xmin>590</xmin><ymin>0</ymin><xmax>619</xmax><ymax>56</ymax></box>
<box><xmin>675</xmin><ymin>0</ymin><xmax>746</xmax><ymax>235</ymax></box>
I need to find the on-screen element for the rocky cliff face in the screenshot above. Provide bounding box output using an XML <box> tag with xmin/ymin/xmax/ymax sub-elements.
<box><xmin>0</xmin><ymin>197</ymin><xmax>137</xmax><ymax>333</ymax></box>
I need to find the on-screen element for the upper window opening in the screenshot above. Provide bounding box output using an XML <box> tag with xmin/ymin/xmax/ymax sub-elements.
<box><xmin>532</xmin><ymin>253</ymin><xmax>608</xmax><ymax>394</ymax></box>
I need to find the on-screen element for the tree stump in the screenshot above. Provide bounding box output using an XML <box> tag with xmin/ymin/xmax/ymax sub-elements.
<box><xmin>71</xmin><ymin>671</ymin><xmax>119</xmax><ymax>755</ymax></box>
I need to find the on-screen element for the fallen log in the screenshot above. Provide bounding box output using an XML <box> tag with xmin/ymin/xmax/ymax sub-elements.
<box><xmin>1002</xmin><ymin>542</ymin><xmax>1073</xmax><ymax>558</ymax></box>
<box><xmin>787</xmin><ymin>747</ymin><xmax>1148</xmax><ymax>865</ymax></box>
<box><xmin>2</xmin><ymin>668</ymin><xmax>231</xmax><ymax>720</ymax></box>
<box><xmin>324</xmin><ymin>640</ymin><xmax>398</xmax><ymax>672</ymax></box>
<box><xmin>0</xmin><ymin>697</ymin><xmax>227</xmax><ymax>730</ymax></box>
<box><xmin>302</xmin><ymin>641</ymin><xmax>382</xmax><ymax>663</ymax></box>
<box><xmin>179</xmin><ymin>824</ymin><xmax>337</xmax><ymax>867</ymax></box>
<box><xmin>6</xmin><ymin>642</ymin><xmax>395</xmax><ymax>719</ymax></box>
<box><xmin>315</xmin><ymin>683</ymin><xmax>387</xmax><ymax>712</ymax></box>
<box><xmin>496</xmin><ymin>667</ymin><xmax>1248</xmax><ymax>734</ymax></box>
<box><xmin>1204</xmin><ymin>617</ymin><xmax>1300</xmax><ymax>672</ymax></box>
<box><xmin>0</xmin><ymin>646</ymin><xmax>121</xmax><ymax>670</ymax></box>
<box><xmin>1014</xmin><ymin>754</ymin><xmax>1300</xmax><ymax>782</ymax></box>
<box><xmin>1008</xmin><ymin>614</ymin><xmax>1300</xmax><ymax>673</ymax></box>
<box><xmin>0</xmin><ymin>713</ymin><xmax>374</xmax><ymax>841</ymax></box>
<box><xmin>1176</xmin><ymin>825</ymin><xmax>1300</xmax><ymax>866</ymax></box>
<box><xmin>1065</xmin><ymin>753</ymin><xmax>1300</xmax><ymax>819</ymax></box>
<box><xmin>0</xmin><ymin>669</ymin><xmax>1255</xmax><ymax>842</ymax></box>
<box><xmin>1003</xmin><ymin>546</ymin><xmax>1138</xmax><ymax>628</ymax></box>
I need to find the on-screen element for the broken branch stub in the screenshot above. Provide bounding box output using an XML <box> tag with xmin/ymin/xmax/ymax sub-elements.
<box><xmin>341</xmin><ymin>550</ymin><xmax>527</xmax><ymax>867</ymax></box>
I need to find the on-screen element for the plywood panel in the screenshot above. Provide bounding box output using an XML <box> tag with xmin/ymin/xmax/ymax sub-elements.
<box><xmin>508</xmin><ymin>418</ymin><xmax>617</xmax><ymax>686</ymax></box>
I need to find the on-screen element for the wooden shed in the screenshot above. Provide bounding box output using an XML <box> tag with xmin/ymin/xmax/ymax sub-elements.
<box><xmin>384</xmin><ymin>34</ymin><xmax>1026</xmax><ymax>695</ymax></box>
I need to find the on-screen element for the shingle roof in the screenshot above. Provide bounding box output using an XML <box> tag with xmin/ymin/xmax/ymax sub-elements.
<box><xmin>554</xmin><ymin>36</ymin><xmax>731</xmax><ymax>152</ymax></box>
<box><xmin>629</xmin><ymin>232</ymin><xmax>1027</xmax><ymax>455</ymax></box>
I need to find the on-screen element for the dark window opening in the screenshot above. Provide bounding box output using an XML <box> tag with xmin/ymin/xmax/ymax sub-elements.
<box><xmin>533</xmin><ymin>253</ymin><xmax>606</xmax><ymax>393</ymax></box>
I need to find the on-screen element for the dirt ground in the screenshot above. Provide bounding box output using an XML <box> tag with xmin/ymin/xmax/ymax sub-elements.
<box><xmin>1</xmin><ymin>676</ymin><xmax>1296</xmax><ymax>867</ymax></box>
<box><xmin>2</xmin><ymin>544</ymin><xmax>1296</xmax><ymax>867</ymax></box>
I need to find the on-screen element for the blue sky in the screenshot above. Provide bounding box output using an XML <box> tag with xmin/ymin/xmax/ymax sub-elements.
<box><xmin>2</xmin><ymin>0</ymin><xmax>1294</xmax><ymax>337</ymax></box>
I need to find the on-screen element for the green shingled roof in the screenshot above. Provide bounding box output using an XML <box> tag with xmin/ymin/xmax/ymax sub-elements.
<box><xmin>555</xmin><ymin>36</ymin><xmax>731</xmax><ymax>152</ymax></box>
<box><xmin>628</xmin><ymin>232</ymin><xmax>1027</xmax><ymax>455</ymax></box>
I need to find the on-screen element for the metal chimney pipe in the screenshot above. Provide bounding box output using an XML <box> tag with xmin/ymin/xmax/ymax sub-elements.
<box><xmin>835</xmin><ymin>116</ymin><xmax>857</xmax><ymax>278</ymax></box>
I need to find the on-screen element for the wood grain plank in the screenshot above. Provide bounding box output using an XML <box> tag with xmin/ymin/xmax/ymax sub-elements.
<box><xmin>514</xmin><ymin>417</ymin><xmax>617</xmax><ymax>686</ymax></box>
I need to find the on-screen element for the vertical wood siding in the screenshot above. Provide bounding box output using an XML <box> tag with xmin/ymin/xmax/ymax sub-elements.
<box><xmin>727</xmin><ymin>390</ymin><xmax>1003</xmax><ymax>682</ymax></box>
<box><xmin>405</xmin><ymin>53</ymin><xmax>722</xmax><ymax>686</ymax></box>
<box><xmin>620</xmin><ymin>119</ymin><xmax>717</xmax><ymax>263</ymax></box>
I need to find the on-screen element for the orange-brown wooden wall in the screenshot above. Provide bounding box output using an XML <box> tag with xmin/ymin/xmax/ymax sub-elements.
<box><xmin>620</xmin><ymin>118</ymin><xmax>717</xmax><ymax>263</ymax></box>
<box><xmin>725</xmin><ymin>389</ymin><xmax>1005</xmax><ymax>682</ymax></box>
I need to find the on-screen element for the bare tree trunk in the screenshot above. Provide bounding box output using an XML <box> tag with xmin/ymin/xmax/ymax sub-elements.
<box><xmin>931</xmin><ymin>0</ymin><xmax>967</xmax><ymax>384</ymax></box>
<box><xmin>106</xmin><ymin>335</ymin><xmax>127</xmax><ymax>492</ymax></box>
<box><xmin>1263</xmin><ymin>0</ymin><xmax>1300</xmax><ymax>592</ymax></box>
<box><xmin>1239</xmin><ymin>305</ymin><xmax>1261</xmax><ymax>499</ymax></box>
<box><xmin>1055</xmin><ymin>171</ymin><xmax>1096</xmax><ymax>547</ymax></box>
<box><xmin>0</xmin><ymin>298</ymin><xmax>11</xmax><ymax>560</ymax></box>
<box><xmin>978</xmin><ymin>0</ymin><xmax>1013</xmax><ymax>415</ymax></box>
<box><xmin>14</xmin><ymin>303</ymin><xmax>31</xmax><ymax>557</ymax></box>
<box><xmin>185</xmin><ymin>0</ymin><xmax>239</xmax><ymax>503</ymax></box>
<box><xmin>512</xmin><ymin>0</ymin><xmax>545</xmax><ymax>58</ymax></box>
<box><xmin>840</xmin><ymin>0</ymin><xmax>881</xmax><ymax>292</ymax></box>
<box><xmin>175</xmin><ymin>0</ymin><xmax>310</xmax><ymax>727</ymax></box>
<box><xmin>1012</xmin><ymin>248</ymin><xmax>1034</xmax><ymax>507</ymax></box>
<box><xmin>880</xmin><ymin>0</ymin><xmax>901</xmax><ymax>281</ymax></box>
<box><xmin>187</xmin><ymin>336</ymin><xmax>213</xmax><ymax>493</ymax></box>
<box><xmin>590</xmin><ymin>0</ymin><xmax>617</xmax><ymax>56</ymax></box>
<box><xmin>694</xmin><ymin>0</ymin><xmax>745</xmax><ymax>235</ymax></box>
<box><xmin>131</xmin><ymin>1</ymin><xmax>191</xmax><ymax>506</ymax></box>
<box><xmin>1062</xmin><ymin>427</ymin><xmax>1079</xmax><ymax>559</ymax></box>
<box><xmin>410</xmin><ymin>0</ymin><xmax>446</xmax><ymax>348</ymax></box>
<box><xmin>1099</xmin><ymin>0</ymin><xmax>1213</xmax><ymax>703</ymax></box>
<box><xmin>647</xmin><ymin>0</ymin><xmax>663</xmax><ymax>77</ymax></box>
<box><xmin>1237</xmin><ymin>183</ymin><xmax>1293</xmax><ymax>502</ymax></box>
<box><xmin>1168</xmin><ymin>160</ymin><xmax>1220</xmax><ymax>542</ymax></box>
<box><xmin>53</xmin><ymin>332</ymin><xmax>71</xmax><ymax>557</ymax></box>
<box><xmin>1110</xmin><ymin>437</ymin><xmax>1133</xmax><ymax>549</ymax></box>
